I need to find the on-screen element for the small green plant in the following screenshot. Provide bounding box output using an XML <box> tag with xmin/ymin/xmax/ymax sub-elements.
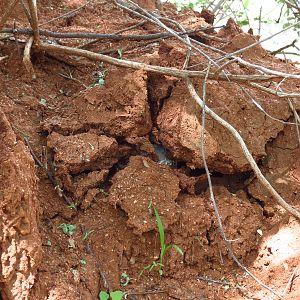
<box><xmin>82</xmin><ymin>229</ymin><xmax>94</xmax><ymax>241</ymax></box>
<box><xmin>39</xmin><ymin>98</ymin><xmax>47</xmax><ymax>107</ymax></box>
<box><xmin>120</xmin><ymin>272</ymin><xmax>130</xmax><ymax>287</ymax></box>
<box><xmin>99</xmin><ymin>188</ymin><xmax>109</xmax><ymax>197</ymax></box>
<box><xmin>58</xmin><ymin>223</ymin><xmax>76</xmax><ymax>236</ymax></box>
<box><xmin>67</xmin><ymin>202</ymin><xmax>78</xmax><ymax>210</ymax></box>
<box><xmin>140</xmin><ymin>207</ymin><xmax>183</xmax><ymax>277</ymax></box>
<box><xmin>117</xmin><ymin>48</ymin><xmax>123</xmax><ymax>59</ymax></box>
<box><xmin>99</xmin><ymin>290</ymin><xmax>125</xmax><ymax>300</ymax></box>
<box><xmin>92</xmin><ymin>63</ymin><xmax>109</xmax><ymax>87</ymax></box>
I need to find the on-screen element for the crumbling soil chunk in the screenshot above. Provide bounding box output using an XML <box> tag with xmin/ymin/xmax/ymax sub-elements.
<box><xmin>109</xmin><ymin>156</ymin><xmax>180</xmax><ymax>234</ymax></box>
<box><xmin>0</xmin><ymin>110</ymin><xmax>41</xmax><ymax>300</ymax></box>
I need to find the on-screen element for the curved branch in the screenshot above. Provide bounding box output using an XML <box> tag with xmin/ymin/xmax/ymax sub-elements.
<box><xmin>186</xmin><ymin>79</ymin><xmax>300</xmax><ymax>220</ymax></box>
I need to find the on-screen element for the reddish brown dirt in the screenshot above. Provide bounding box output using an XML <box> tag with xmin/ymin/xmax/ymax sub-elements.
<box><xmin>0</xmin><ymin>0</ymin><xmax>299</xmax><ymax>299</ymax></box>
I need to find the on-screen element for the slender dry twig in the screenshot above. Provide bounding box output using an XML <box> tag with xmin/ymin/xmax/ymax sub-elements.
<box><xmin>19</xmin><ymin>0</ymin><xmax>33</xmax><ymax>27</ymax></box>
<box><xmin>187</xmin><ymin>79</ymin><xmax>300</xmax><ymax>220</ymax></box>
<box><xmin>216</xmin><ymin>20</ymin><xmax>300</xmax><ymax>63</ymax></box>
<box><xmin>240</xmin><ymin>86</ymin><xmax>300</xmax><ymax>126</ymax></box>
<box><xmin>192</xmin><ymin>67</ymin><xmax>282</xmax><ymax>299</ymax></box>
<box><xmin>114</xmin><ymin>0</ymin><xmax>217</xmax><ymax>65</ymax></box>
<box><xmin>271</xmin><ymin>39</ymin><xmax>298</xmax><ymax>55</ymax></box>
<box><xmin>79</xmin><ymin>20</ymin><xmax>148</xmax><ymax>48</ymax></box>
<box><xmin>0</xmin><ymin>55</ymin><xmax>8</xmax><ymax>62</ymax></box>
<box><xmin>282</xmin><ymin>266</ymin><xmax>299</xmax><ymax>296</ymax></box>
<box><xmin>0</xmin><ymin>27</ymin><xmax>214</xmax><ymax>41</ymax></box>
<box><xmin>23</xmin><ymin>137</ymin><xmax>73</xmax><ymax>206</ymax></box>
<box><xmin>23</xmin><ymin>36</ymin><xmax>36</xmax><ymax>79</ymax></box>
<box><xmin>249</xmin><ymin>82</ymin><xmax>300</xmax><ymax>98</ymax></box>
<box><xmin>38</xmin><ymin>42</ymin><xmax>281</xmax><ymax>82</ymax></box>
<box><xmin>197</xmin><ymin>276</ymin><xmax>231</xmax><ymax>286</ymax></box>
<box><xmin>59</xmin><ymin>69</ymin><xmax>88</xmax><ymax>88</ymax></box>
<box><xmin>13</xmin><ymin>21</ymin><xmax>21</xmax><ymax>56</ymax></box>
<box><xmin>288</xmin><ymin>99</ymin><xmax>300</xmax><ymax>145</ymax></box>
<box><xmin>27</xmin><ymin>0</ymin><xmax>40</xmax><ymax>44</ymax></box>
<box><xmin>0</xmin><ymin>0</ymin><xmax>19</xmax><ymax>29</ymax></box>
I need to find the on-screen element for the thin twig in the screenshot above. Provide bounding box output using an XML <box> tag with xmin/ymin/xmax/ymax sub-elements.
<box><xmin>79</xmin><ymin>20</ymin><xmax>148</xmax><ymax>48</ymax></box>
<box><xmin>250</xmin><ymin>82</ymin><xmax>300</xmax><ymax>98</ymax></box>
<box><xmin>197</xmin><ymin>276</ymin><xmax>230</xmax><ymax>286</ymax></box>
<box><xmin>114</xmin><ymin>0</ymin><xmax>218</xmax><ymax>66</ymax></box>
<box><xmin>188</xmin><ymin>76</ymin><xmax>283</xmax><ymax>299</ymax></box>
<box><xmin>59</xmin><ymin>69</ymin><xmax>88</xmax><ymax>88</ymax></box>
<box><xmin>1</xmin><ymin>27</ymin><xmax>212</xmax><ymax>40</ymax></box>
<box><xmin>187</xmin><ymin>79</ymin><xmax>300</xmax><ymax>220</ymax></box>
<box><xmin>19</xmin><ymin>0</ymin><xmax>33</xmax><ymax>27</ymax></box>
<box><xmin>13</xmin><ymin>21</ymin><xmax>21</xmax><ymax>57</ymax></box>
<box><xmin>282</xmin><ymin>266</ymin><xmax>299</xmax><ymax>296</ymax></box>
<box><xmin>23</xmin><ymin>136</ymin><xmax>73</xmax><ymax>206</ymax></box>
<box><xmin>240</xmin><ymin>86</ymin><xmax>300</xmax><ymax>126</ymax></box>
<box><xmin>271</xmin><ymin>39</ymin><xmax>298</xmax><ymax>55</ymax></box>
<box><xmin>27</xmin><ymin>0</ymin><xmax>40</xmax><ymax>44</ymax></box>
<box><xmin>38</xmin><ymin>42</ymin><xmax>281</xmax><ymax>82</ymax></box>
<box><xmin>23</xmin><ymin>36</ymin><xmax>36</xmax><ymax>79</ymax></box>
<box><xmin>288</xmin><ymin>99</ymin><xmax>300</xmax><ymax>146</ymax></box>
<box><xmin>216</xmin><ymin>20</ymin><xmax>300</xmax><ymax>63</ymax></box>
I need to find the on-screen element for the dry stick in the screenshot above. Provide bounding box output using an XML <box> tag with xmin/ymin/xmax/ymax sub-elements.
<box><xmin>79</xmin><ymin>20</ymin><xmax>148</xmax><ymax>48</ymax></box>
<box><xmin>189</xmin><ymin>37</ymin><xmax>300</xmax><ymax>80</ymax></box>
<box><xmin>114</xmin><ymin>0</ymin><xmax>218</xmax><ymax>66</ymax></box>
<box><xmin>23</xmin><ymin>36</ymin><xmax>36</xmax><ymax>79</ymax></box>
<box><xmin>38</xmin><ymin>42</ymin><xmax>280</xmax><ymax>82</ymax></box>
<box><xmin>216</xmin><ymin>19</ymin><xmax>300</xmax><ymax>63</ymax></box>
<box><xmin>158</xmin><ymin>16</ymin><xmax>192</xmax><ymax>69</ymax></box>
<box><xmin>282</xmin><ymin>266</ymin><xmax>299</xmax><ymax>296</ymax></box>
<box><xmin>19</xmin><ymin>0</ymin><xmax>33</xmax><ymax>27</ymax></box>
<box><xmin>0</xmin><ymin>0</ymin><xmax>19</xmax><ymax>29</ymax></box>
<box><xmin>27</xmin><ymin>0</ymin><xmax>40</xmax><ymax>44</ymax></box>
<box><xmin>197</xmin><ymin>276</ymin><xmax>231</xmax><ymax>286</ymax></box>
<box><xmin>0</xmin><ymin>55</ymin><xmax>8</xmax><ymax>62</ymax></box>
<box><xmin>1</xmin><ymin>27</ymin><xmax>212</xmax><ymax>41</ymax></box>
<box><xmin>239</xmin><ymin>86</ymin><xmax>300</xmax><ymax>126</ymax></box>
<box><xmin>23</xmin><ymin>137</ymin><xmax>73</xmax><ymax>206</ymax></box>
<box><xmin>187</xmin><ymin>79</ymin><xmax>300</xmax><ymax>218</ymax></box>
<box><xmin>250</xmin><ymin>82</ymin><xmax>300</xmax><ymax>98</ymax></box>
<box><xmin>288</xmin><ymin>99</ymin><xmax>300</xmax><ymax>146</ymax></box>
<box><xmin>188</xmin><ymin>76</ymin><xmax>282</xmax><ymax>299</ymax></box>
<box><xmin>271</xmin><ymin>39</ymin><xmax>298</xmax><ymax>55</ymax></box>
<box><xmin>116</xmin><ymin>3</ymin><xmax>300</xmax><ymax>127</ymax></box>
<box><xmin>13</xmin><ymin>21</ymin><xmax>21</xmax><ymax>56</ymax></box>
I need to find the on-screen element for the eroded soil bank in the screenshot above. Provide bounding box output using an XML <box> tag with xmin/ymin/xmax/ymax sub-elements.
<box><xmin>0</xmin><ymin>0</ymin><xmax>299</xmax><ymax>299</ymax></box>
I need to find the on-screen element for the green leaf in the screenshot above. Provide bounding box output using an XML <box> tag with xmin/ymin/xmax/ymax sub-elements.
<box><xmin>58</xmin><ymin>223</ymin><xmax>76</xmax><ymax>236</ymax></box>
<box><xmin>171</xmin><ymin>244</ymin><xmax>184</xmax><ymax>255</ymax></box>
<box><xmin>110</xmin><ymin>291</ymin><xmax>124</xmax><ymax>300</ymax></box>
<box><xmin>97</xmin><ymin>78</ymin><xmax>105</xmax><ymax>86</ymax></box>
<box><xmin>243</xmin><ymin>0</ymin><xmax>250</xmax><ymax>9</ymax></box>
<box><xmin>117</xmin><ymin>49</ymin><xmax>123</xmax><ymax>59</ymax></box>
<box><xmin>237</xmin><ymin>19</ymin><xmax>249</xmax><ymax>26</ymax></box>
<box><xmin>120</xmin><ymin>272</ymin><xmax>130</xmax><ymax>287</ymax></box>
<box><xmin>154</xmin><ymin>208</ymin><xmax>165</xmax><ymax>249</ymax></box>
<box><xmin>39</xmin><ymin>98</ymin><xmax>47</xmax><ymax>106</ymax></box>
<box><xmin>82</xmin><ymin>229</ymin><xmax>94</xmax><ymax>241</ymax></box>
<box><xmin>99</xmin><ymin>291</ymin><xmax>109</xmax><ymax>300</ymax></box>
